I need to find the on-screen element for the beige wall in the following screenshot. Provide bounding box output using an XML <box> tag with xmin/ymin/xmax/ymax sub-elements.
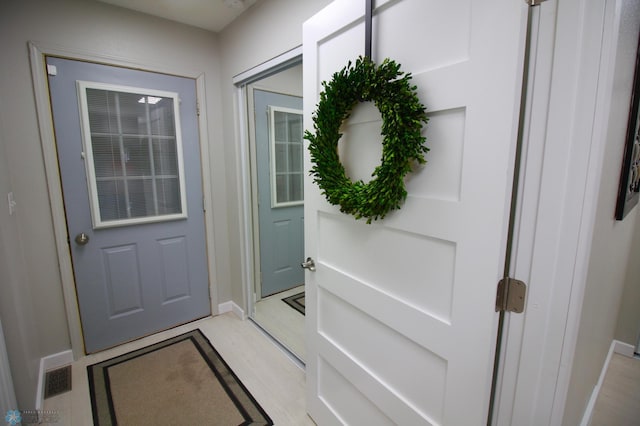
<box><xmin>615</xmin><ymin>211</ymin><xmax>640</xmax><ymax>346</ymax></box>
<box><xmin>563</xmin><ymin>0</ymin><xmax>640</xmax><ymax>423</ymax></box>
<box><xmin>0</xmin><ymin>110</ymin><xmax>43</xmax><ymax>409</ymax></box>
<box><xmin>0</xmin><ymin>0</ymin><xmax>228</xmax><ymax>407</ymax></box>
<box><xmin>218</xmin><ymin>0</ymin><xmax>332</xmax><ymax>309</ymax></box>
<box><xmin>250</xmin><ymin>64</ymin><xmax>303</xmax><ymax>96</ymax></box>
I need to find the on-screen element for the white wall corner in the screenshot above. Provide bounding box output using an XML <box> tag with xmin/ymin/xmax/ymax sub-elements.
<box><xmin>35</xmin><ymin>350</ymin><xmax>73</xmax><ymax>410</ymax></box>
<box><xmin>218</xmin><ymin>300</ymin><xmax>245</xmax><ymax>320</ymax></box>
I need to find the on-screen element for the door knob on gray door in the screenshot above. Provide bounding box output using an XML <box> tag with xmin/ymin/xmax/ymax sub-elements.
<box><xmin>75</xmin><ymin>232</ymin><xmax>89</xmax><ymax>246</ymax></box>
<box><xmin>301</xmin><ymin>257</ymin><xmax>316</xmax><ymax>271</ymax></box>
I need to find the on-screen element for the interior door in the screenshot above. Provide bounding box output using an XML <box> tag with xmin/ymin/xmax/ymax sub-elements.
<box><xmin>303</xmin><ymin>0</ymin><xmax>526</xmax><ymax>424</ymax></box>
<box><xmin>254</xmin><ymin>89</ymin><xmax>305</xmax><ymax>297</ymax></box>
<box><xmin>47</xmin><ymin>57</ymin><xmax>211</xmax><ymax>353</ymax></box>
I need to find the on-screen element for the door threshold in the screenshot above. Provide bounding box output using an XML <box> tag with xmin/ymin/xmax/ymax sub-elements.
<box><xmin>84</xmin><ymin>314</ymin><xmax>213</xmax><ymax>355</ymax></box>
<box><xmin>248</xmin><ymin>317</ymin><xmax>305</xmax><ymax>371</ymax></box>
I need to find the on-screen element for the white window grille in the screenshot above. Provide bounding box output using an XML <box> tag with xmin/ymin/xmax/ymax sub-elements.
<box><xmin>268</xmin><ymin>106</ymin><xmax>304</xmax><ymax>208</ymax></box>
<box><xmin>77</xmin><ymin>81</ymin><xmax>188</xmax><ymax>228</ymax></box>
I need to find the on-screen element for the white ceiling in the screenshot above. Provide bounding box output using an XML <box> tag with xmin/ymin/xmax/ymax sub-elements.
<box><xmin>96</xmin><ymin>0</ymin><xmax>261</xmax><ymax>33</ymax></box>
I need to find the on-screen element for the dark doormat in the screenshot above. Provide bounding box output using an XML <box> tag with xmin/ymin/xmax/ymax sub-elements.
<box><xmin>87</xmin><ymin>329</ymin><xmax>273</xmax><ymax>425</ymax></box>
<box><xmin>282</xmin><ymin>292</ymin><xmax>305</xmax><ymax>315</ymax></box>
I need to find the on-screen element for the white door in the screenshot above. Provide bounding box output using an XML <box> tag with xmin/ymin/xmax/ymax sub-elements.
<box><xmin>47</xmin><ymin>57</ymin><xmax>211</xmax><ymax>353</ymax></box>
<box><xmin>303</xmin><ymin>0</ymin><xmax>526</xmax><ymax>424</ymax></box>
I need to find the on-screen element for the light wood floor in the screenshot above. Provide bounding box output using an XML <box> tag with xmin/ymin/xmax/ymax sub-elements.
<box><xmin>42</xmin><ymin>311</ymin><xmax>637</xmax><ymax>425</ymax></box>
<box><xmin>43</xmin><ymin>313</ymin><xmax>314</xmax><ymax>425</ymax></box>
<box><xmin>591</xmin><ymin>353</ymin><xmax>640</xmax><ymax>426</ymax></box>
<box><xmin>254</xmin><ymin>285</ymin><xmax>305</xmax><ymax>361</ymax></box>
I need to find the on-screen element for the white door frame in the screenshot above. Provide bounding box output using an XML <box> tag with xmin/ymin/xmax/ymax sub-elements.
<box><xmin>493</xmin><ymin>0</ymin><xmax>618</xmax><ymax>424</ymax></box>
<box><xmin>231</xmin><ymin>47</ymin><xmax>302</xmax><ymax>319</ymax></box>
<box><xmin>28</xmin><ymin>41</ymin><xmax>219</xmax><ymax>359</ymax></box>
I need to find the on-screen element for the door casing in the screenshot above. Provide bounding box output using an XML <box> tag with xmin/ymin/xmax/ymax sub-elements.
<box><xmin>492</xmin><ymin>1</ymin><xmax>628</xmax><ymax>424</ymax></box>
<box><xmin>29</xmin><ymin>41</ymin><xmax>218</xmax><ymax>358</ymax></box>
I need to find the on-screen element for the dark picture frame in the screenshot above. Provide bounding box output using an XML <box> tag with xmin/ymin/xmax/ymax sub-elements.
<box><xmin>615</xmin><ymin>34</ymin><xmax>640</xmax><ymax>220</ymax></box>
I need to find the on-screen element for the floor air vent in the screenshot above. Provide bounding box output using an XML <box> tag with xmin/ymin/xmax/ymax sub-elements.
<box><xmin>44</xmin><ymin>365</ymin><xmax>72</xmax><ymax>399</ymax></box>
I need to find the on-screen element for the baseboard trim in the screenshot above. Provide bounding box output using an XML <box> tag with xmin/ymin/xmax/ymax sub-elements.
<box><xmin>579</xmin><ymin>339</ymin><xmax>634</xmax><ymax>426</ymax></box>
<box><xmin>218</xmin><ymin>301</ymin><xmax>245</xmax><ymax>320</ymax></box>
<box><xmin>613</xmin><ymin>340</ymin><xmax>635</xmax><ymax>358</ymax></box>
<box><xmin>36</xmin><ymin>350</ymin><xmax>73</xmax><ymax>410</ymax></box>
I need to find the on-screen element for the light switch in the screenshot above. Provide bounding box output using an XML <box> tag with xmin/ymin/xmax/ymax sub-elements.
<box><xmin>7</xmin><ymin>192</ymin><xmax>16</xmax><ymax>215</ymax></box>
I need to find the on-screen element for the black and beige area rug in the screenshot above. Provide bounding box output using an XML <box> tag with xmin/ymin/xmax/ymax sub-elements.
<box><xmin>282</xmin><ymin>292</ymin><xmax>305</xmax><ymax>315</ymax></box>
<box><xmin>87</xmin><ymin>329</ymin><xmax>273</xmax><ymax>425</ymax></box>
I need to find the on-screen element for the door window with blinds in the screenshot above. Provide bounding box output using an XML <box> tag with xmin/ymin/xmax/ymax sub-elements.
<box><xmin>269</xmin><ymin>106</ymin><xmax>304</xmax><ymax>207</ymax></box>
<box><xmin>77</xmin><ymin>82</ymin><xmax>188</xmax><ymax>228</ymax></box>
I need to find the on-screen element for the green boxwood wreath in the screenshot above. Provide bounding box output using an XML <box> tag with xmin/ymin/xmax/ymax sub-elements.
<box><xmin>304</xmin><ymin>56</ymin><xmax>429</xmax><ymax>223</ymax></box>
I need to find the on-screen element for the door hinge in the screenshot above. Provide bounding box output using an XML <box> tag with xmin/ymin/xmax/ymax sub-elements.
<box><xmin>196</xmin><ymin>100</ymin><xmax>200</xmax><ymax>116</ymax></box>
<box><xmin>495</xmin><ymin>277</ymin><xmax>527</xmax><ymax>313</ymax></box>
<box><xmin>525</xmin><ymin>0</ymin><xmax>547</xmax><ymax>5</ymax></box>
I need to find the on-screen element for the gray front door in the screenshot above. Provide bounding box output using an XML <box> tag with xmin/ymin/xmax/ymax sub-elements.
<box><xmin>254</xmin><ymin>90</ymin><xmax>304</xmax><ymax>297</ymax></box>
<box><xmin>47</xmin><ymin>57</ymin><xmax>210</xmax><ymax>353</ymax></box>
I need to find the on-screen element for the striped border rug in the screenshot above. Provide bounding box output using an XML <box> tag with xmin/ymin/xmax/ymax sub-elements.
<box><xmin>282</xmin><ymin>292</ymin><xmax>305</xmax><ymax>315</ymax></box>
<box><xmin>87</xmin><ymin>329</ymin><xmax>273</xmax><ymax>425</ymax></box>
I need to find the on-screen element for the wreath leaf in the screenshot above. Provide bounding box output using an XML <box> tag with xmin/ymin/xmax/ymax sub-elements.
<box><xmin>305</xmin><ymin>57</ymin><xmax>429</xmax><ymax>224</ymax></box>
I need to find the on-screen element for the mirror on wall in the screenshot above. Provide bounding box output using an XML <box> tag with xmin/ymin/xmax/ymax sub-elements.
<box><xmin>245</xmin><ymin>61</ymin><xmax>305</xmax><ymax>362</ymax></box>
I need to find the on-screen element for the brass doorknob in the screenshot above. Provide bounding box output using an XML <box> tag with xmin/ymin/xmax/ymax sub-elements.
<box><xmin>301</xmin><ymin>257</ymin><xmax>315</xmax><ymax>271</ymax></box>
<box><xmin>74</xmin><ymin>232</ymin><xmax>89</xmax><ymax>246</ymax></box>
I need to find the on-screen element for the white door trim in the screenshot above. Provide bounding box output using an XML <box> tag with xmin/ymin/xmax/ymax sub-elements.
<box><xmin>493</xmin><ymin>0</ymin><xmax>617</xmax><ymax>424</ymax></box>
<box><xmin>28</xmin><ymin>41</ymin><xmax>218</xmax><ymax>359</ymax></box>
<box><xmin>232</xmin><ymin>46</ymin><xmax>303</xmax><ymax>317</ymax></box>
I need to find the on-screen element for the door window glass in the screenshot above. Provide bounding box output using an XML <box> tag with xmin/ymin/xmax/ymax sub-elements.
<box><xmin>78</xmin><ymin>82</ymin><xmax>187</xmax><ymax>228</ymax></box>
<box><xmin>269</xmin><ymin>106</ymin><xmax>304</xmax><ymax>207</ymax></box>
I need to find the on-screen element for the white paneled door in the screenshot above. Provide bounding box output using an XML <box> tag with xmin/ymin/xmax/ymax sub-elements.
<box><xmin>303</xmin><ymin>0</ymin><xmax>527</xmax><ymax>424</ymax></box>
<box><xmin>47</xmin><ymin>57</ymin><xmax>211</xmax><ymax>353</ymax></box>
